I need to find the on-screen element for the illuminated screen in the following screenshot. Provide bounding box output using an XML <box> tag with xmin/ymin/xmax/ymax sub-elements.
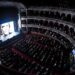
<box><xmin>0</xmin><ymin>21</ymin><xmax>19</xmax><ymax>41</ymax></box>
<box><xmin>1</xmin><ymin>21</ymin><xmax>14</xmax><ymax>35</ymax></box>
<box><xmin>0</xmin><ymin>7</ymin><xmax>21</xmax><ymax>42</ymax></box>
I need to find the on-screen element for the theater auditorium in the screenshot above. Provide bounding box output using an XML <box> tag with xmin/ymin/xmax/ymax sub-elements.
<box><xmin>0</xmin><ymin>0</ymin><xmax>75</xmax><ymax>75</ymax></box>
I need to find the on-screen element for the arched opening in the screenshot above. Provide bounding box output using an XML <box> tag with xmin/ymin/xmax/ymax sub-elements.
<box><xmin>64</xmin><ymin>25</ymin><xmax>69</xmax><ymax>34</ymax></box>
<box><xmin>54</xmin><ymin>22</ymin><xmax>59</xmax><ymax>29</ymax></box>
<box><xmin>55</xmin><ymin>11</ymin><xmax>60</xmax><ymax>19</ymax></box>
<box><xmin>39</xmin><ymin>20</ymin><xmax>44</xmax><ymax>25</ymax></box>
<box><xmin>61</xmin><ymin>13</ymin><xmax>66</xmax><ymax>20</ymax></box>
<box><xmin>66</xmin><ymin>14</ymin><xmax>71</xmax><ymax>21</ymax></box>
<box><xmin>43</xmin><ymin>20</ymin><xmax>48</xmax><ymax>26</ymax></box>
<box><xmin>48</xmin><ymin>21</ymin><xmax>54</xmax><ymax>27</ymax></box>
<box><xmin>59</xmin><ymin>24</ymin><xmax>64</xmax><ymax>31</ymax></box>
<box><xmin>40</xmin><ymin>11</ymin><xmax>44</xmax><ymax>17</ymax></box>
<box><xmin>49</xmin><ymin>11</ymin><xmax>55</xmax><ymax>18</ymax></box>
<box><xmin>72</xmin><ymin>15</ymin><xmax>75</xmax><ymax>23</ymax></box>
<box><xmin>33</xmin><ymin>10</ymin><xmax>39</xmax><ymax>16</ymax></box>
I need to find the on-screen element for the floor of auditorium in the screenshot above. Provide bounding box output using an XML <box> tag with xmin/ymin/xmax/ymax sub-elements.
<box><xmin>0</xmin><ymin>32</ymin><xmax>70</xmax><ymax>75</ymax></box>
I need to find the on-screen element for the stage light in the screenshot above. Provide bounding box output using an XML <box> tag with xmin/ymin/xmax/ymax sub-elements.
<box><xmin>72</xmin><ymin>49</ymin><xmax>75</xmax><ymax>55</ymax></box>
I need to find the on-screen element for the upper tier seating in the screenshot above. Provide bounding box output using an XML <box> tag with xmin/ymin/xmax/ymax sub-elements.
<box><xmin>27</xmin><ymin>8</ymin><xmax>75</xmax><ymax>23</ymax></box>
<box><xmin>26</xmin><ymin>19</ymin><xmax>75</xmax><ymax>40</ymax></box>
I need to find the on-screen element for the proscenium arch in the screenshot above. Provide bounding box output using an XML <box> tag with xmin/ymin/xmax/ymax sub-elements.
<box><xmin>0</xmin><ymin>1</ymin><xmax>26</xmax><ymax>10</ymax></box>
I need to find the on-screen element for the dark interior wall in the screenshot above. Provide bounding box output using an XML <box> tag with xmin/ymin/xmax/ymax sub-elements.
<box><xmin>0</xmin><ymin>0</ymin><xmax>74</xmax><ymax>8</ymax></box>
<box><xmin>13</xmin><ymin>0</ymin><xmax>69</xmax><ymax>7</ymax></box>
<box><xmin>0</xmin><ymin>6</ymin><xmax>19</xmax><ymax>32</ymax></box>
<box><xmin>0</xmin><ymin>7</ymin><xmax>18</xmax><ymax>24</ymax></box>
<box><xmin>6</xmin><ymin>0</ymin><xmax>70</xmax><ymax>7</ymax></box>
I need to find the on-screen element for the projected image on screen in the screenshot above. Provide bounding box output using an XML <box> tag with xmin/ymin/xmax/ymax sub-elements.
<box><xmin>0</xmin><ymin>21</ymin><xmax>19</xmax><ymax>41</ymax></box>
<box><xmin>1</xmin><ymin>21</ymin><xmax>14</xmax><ymax>35</ymax></box>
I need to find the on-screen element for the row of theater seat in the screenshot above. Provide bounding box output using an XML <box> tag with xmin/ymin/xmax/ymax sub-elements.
<box><xmin>0</xmin><ymin>45</ymin><xmax>54</xmax><ymax>75</ymax></box>
<box><xmin>27</xmin><ymin>27</ymin><xmax>72</xmax><ymax>48</ymax></box>
<box><xmin>0</xmin><ymin>32</ymin><xmax>71</xmax><ymax>75</ymax></box>
<box><xmin>25</xmin><ymin>19</ymin><xmax>75</xmax><ymax>40</ymax></box>
<box><xmin>27</xmin><ymin>9</ymin><xmax>75</xmax><ymax>23</ymax></box>
<box><xmin>13</xmin><ymin>34</ymin><xmax>70</xmax><ymax>72</ymax></box>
